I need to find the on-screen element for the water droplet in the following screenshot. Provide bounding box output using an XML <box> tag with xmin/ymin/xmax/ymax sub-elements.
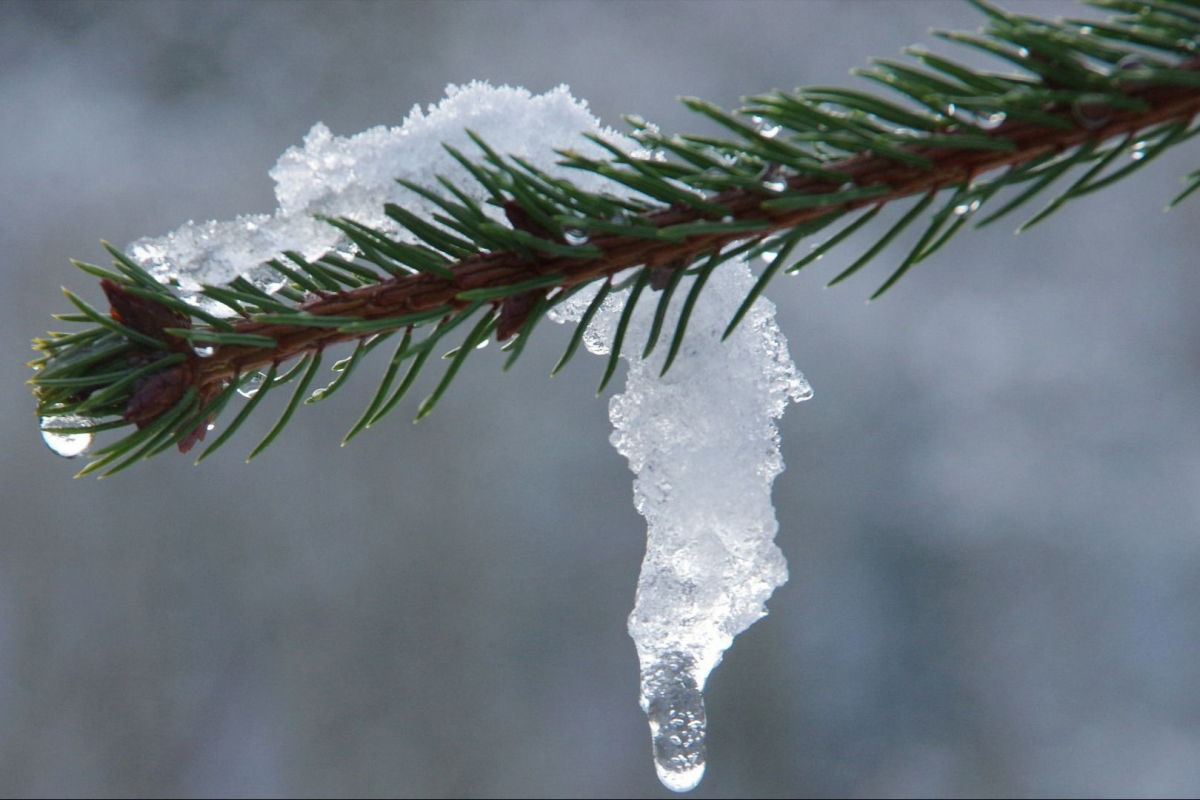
<box><xmin>760</xmin><ymin>249</ymin><xmax>780</xmax><ymax>264</ymax></box>
<box><xmin>193</xmin><ymin>344</ymin><xmax>215</xmax><ymax>358</ymax></box>
<box><xmin>641</xmin><ymin>652</ymin><xmax>707</xmax><ymax>793</ymax></box>
<box><xmin>1130</xmin><ymin>141</ymin><xmax>1149</xmax><ymax>161</ymax></box>
<box><xmin>763</xmin><ymin>176</ymin><xmax>787</xmax><ymax>192</ymax></box>
<box><xmin>245</xmin><ymin>262</ymin><xmax>288</xmax><ymax>298</ymax></box>
<box><xmin>237</xmin><ymin>370</ymin><xmax>268</xmax><ymax>398</ymax></box>
<box><xmin>1113</xmin><ymin>55</ymin><xmax>1154</xmax><ymax>89</ymax></box>
<box><xmin>40</xmin><ymin>414</ymin><xmax>95</xmax><ymax>458</ymax></box>
<box><xmin>1014</xmin><ymin>46</ymin><xmax>1030</xmax><ymax>58</ymax></box>
<box><xmin>474</xmin><ymin>337</ymin><xmax>489</xmax><ymax>350</ymax></box>
<box><xmin>749</xmin><ymin>115</ymin><xmax>781</xmax><ymax>139</ymax></box>
<box><xmin>563</xmin><ymin>228</ymin><xmax>589</xmax><ymax>246</ymax></box>
<box><xmin>1078</xmin><ymin>25</ymin><xmax>1093</xmax><ymax>35</ymax></box>
<box><xmin>947</xmin><ymin>105</ymin><xmax>1005</xmax><ymax>131</ymax></box>
<box><xmin>1117</xmin><ymin>54</ymin><xmax>1146</xmax><ymax>71</ymax></box>
<box><xmin>953</xmin><ymin>198</ymin><xmax>981</xmax><ymax>217</ymax></box>
<box><xmin>1072</xmin><ymin>98</ymin><xmax>1111</xmax><ymax>130</ymax></box>
<box><xmin>978</xmin><ymin>111</ymin><xmax>1006</xmax><ymax>130</ymax></box>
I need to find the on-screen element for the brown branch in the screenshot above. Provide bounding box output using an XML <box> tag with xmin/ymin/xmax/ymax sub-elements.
<box><xmin>135</xmin><ymin>78</ymin><xmax>1200</xmax><ymax>421</ymax></box>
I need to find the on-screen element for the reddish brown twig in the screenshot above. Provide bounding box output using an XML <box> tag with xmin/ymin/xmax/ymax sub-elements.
<box><xmin>115</xmin><ymin>77</ymin><xmax>1200</xmax><ymax>430</ymax></box>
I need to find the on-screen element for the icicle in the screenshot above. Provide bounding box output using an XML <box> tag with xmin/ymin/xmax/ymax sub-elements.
<box><xmin>553</xmin><ymin>258</ymin><xmax>810</xmax><ymax>791</ymax></box>
<box><xmin>111</xmin><ymin>81</ymin><xmax>808</xmax><ymax>789</ymax></box>
<box><xmin>641</xmin><ymin>651</ymin><xmax>707</xmax><ymax>792</ymax></box>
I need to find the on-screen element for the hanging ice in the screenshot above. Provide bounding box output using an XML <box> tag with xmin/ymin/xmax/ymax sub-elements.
<box><xmin>553</xmin><ymin>261</ymin><xmax>810</xmax><ymax>791</ymax></box>
<box><xmin>116</xmin><ymin>81</ymin><xmax>809</xmax><ymax>792</ymax></box>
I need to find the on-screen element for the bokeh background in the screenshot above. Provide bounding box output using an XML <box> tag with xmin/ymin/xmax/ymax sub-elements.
<box><xmin>4</xmin><ymin>1</ymin><xmax>1200</xmax><ymax>796</ymax></box>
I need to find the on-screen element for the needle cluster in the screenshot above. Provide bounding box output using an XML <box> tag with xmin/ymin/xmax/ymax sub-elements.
<box><xmin>30</xmin><ymin>0</ymin><xmax>1200</xmax><ymax>476</ymax></box>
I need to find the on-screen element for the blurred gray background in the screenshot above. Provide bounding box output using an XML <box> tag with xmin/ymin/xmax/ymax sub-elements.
<box><xmin>4</xmin><ymin>1</ymin><xmax>1200</xmax><ymax>796</ymax></box>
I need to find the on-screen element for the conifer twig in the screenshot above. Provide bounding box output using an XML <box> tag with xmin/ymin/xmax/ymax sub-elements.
<box><xmin>31</xmin><ymin>0</ymin><xmax>1200</xmax><ymax>475</ymax></box>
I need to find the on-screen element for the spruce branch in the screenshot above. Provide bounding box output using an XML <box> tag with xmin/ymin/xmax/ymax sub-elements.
<box><xmin>31</xmin><ymin>0</ymin><xmax>1200</xmax><ymax>476</ymax></box>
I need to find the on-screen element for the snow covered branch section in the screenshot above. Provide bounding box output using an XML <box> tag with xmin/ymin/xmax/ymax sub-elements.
<box><xmin>121</xmin><ymin>80</ymin><xmax>810</xmax><ymax>793</ymax></box>
<box><xmin>558</xmin><ymin>262</ymin><xmax>810</xmax><ymax>791</ymax></box>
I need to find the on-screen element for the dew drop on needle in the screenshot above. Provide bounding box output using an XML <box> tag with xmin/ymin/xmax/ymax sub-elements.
<box><xmin>40</xmin><ymin>414</ymin><xmax>95</xmax><ymax>458</ymax></box>
<box><xmin>563</xmin><ymin>228</ymin><xmax>589</xmax><ymax>246</ymax></box>
<box><xmin>237</xmin><ymin>370</ymin><xmax>268</xmax><ymax>398</ymax></box>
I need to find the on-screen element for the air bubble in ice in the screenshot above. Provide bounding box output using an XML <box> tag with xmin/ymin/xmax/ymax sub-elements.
<box><xmin>641</xmin><ymin>652</ymin><xmax>707</xmax><ymax>793</ymax></box>
<box><xmin>40</xmin><ymin>414</ymin><xmax>95</xmax><ymax>458</ymax></box>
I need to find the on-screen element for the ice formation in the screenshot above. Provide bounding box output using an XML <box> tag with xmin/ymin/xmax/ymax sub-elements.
<box><xmin>113</xmin><ymin>81</ymin><xmax>809</xmax><ymax>792</ymax></box>
<box><xmin>125</xmin><ymin>82</ymin><xmax>628</xmax><ymax>309</ymax></box>
<box><xmin>552</xmin><ymin>261</ymin><xmax>809</xmax><ymax>791</ymax></box>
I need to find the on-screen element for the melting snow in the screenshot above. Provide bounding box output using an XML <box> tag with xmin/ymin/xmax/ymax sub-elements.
<box><xmin>121</xmin><ymin>81</ymin><xmax>809</xmax><ymax>791</ymax></box>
